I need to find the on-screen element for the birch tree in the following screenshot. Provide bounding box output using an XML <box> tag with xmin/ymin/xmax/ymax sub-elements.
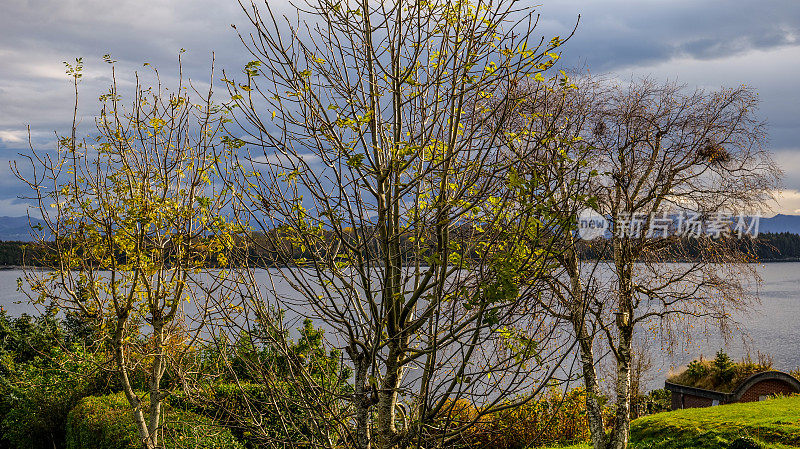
<box><xmin>533</xmin><ymin>78</ymin><xmax>780</xmax><ymax>449</ymax></box>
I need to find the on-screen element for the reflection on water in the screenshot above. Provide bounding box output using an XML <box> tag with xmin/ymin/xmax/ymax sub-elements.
<box><xmin>2</xmin><ymin>263</ymin><xmax>799</xmax><ymax>390</ymax></box>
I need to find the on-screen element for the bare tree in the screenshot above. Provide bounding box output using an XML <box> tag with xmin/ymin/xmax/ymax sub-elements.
<box><xmin>487</xmin><ymin>73</ymin><xmax>610</xmax><ymax>449</ymax></box>
<box><xmin>13</xmin><ymin>57</ymin><xmax>238</xmax><ymax>449</ymax></box>
<box><xmin>530</xmin><ymin>78</ymin><xmax>780</xmax><ymax>449</ymax></box>
<box><xmin>215</xmin><ymin>0</ymin><xmax>582</xmax><ymax>447</ymax></box>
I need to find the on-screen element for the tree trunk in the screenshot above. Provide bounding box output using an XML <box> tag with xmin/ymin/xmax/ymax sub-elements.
<box><xmin>349</xmin><ymin>350</ymin><xmax>372</xmax><ymax>449</ymax></box>
<box><xmin>376</xmin><ymin>345</ymin><xmax>403</xmax><ymax>449</ymax></box>
<box><xmin>608</xmin><ymin>277</ymin><xmax>634</xmax><ymax>449</ymax></box>
<box><xmin>146</xmin><ymin>321</ymin><xmax>166</xmax><ymax>449</ymax></box>
<box><xmin>575</xmin><ymin>322</ymin><xmax>607</xmax><ymax>449</ymax></box>
<box><xmin>608</xmin><ymin>223</ymin><xmax>634</xmax><ymax>449</ymax></box>
<box><xmin>609</xmin><ymin>327</ymin><xmax>633</xmax><ymax>449</ymax></box>
<box><xmin>114</xmin><ymin>321</ymin><xmax>156</xmax><ymax>449</ymax></box>
<box><xmin>564</xmin><ymin>244</ymin><xmax>607</xmax><ymax>449</ymax></box>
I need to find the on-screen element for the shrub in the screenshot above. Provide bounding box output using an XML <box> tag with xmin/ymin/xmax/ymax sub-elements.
<box><xmin>174</xmin><ymin>381</ymin><xmax>344</xmax><ymax>448</ymax></box>
<box><xmin>181</xmin><ymin>319</ymin><xmax>353</xmax><ymax>447</ymax></box>
<box><xmin>669</xmin><ymin>351</ymin><xmax>774</xmax><ymax>393</ymax></box>
<box><xmin>463</xmin><ymin>387</ymin><xmax>593</xmax><ymax>449</ymax></box>
<box><xmin>65</xmin><ymin>392</ymin><xmax>243</xmax><ymax>449</ymax></box>
<box><xmin>440</xmin><ymin>398</ymin><xmax>480</xmax><ymax>424</ymax></box>
<box><xmin>686</xmin><ymin>359</ymin><xmax>710</xmax><ymax>380</ymax></box>
<box><xmin>1</xmin><ymin>356</ymin><xmax>102</xmax><ymax>449</ymax></box>
<box><xmin>713</xmin><ymin>350</ymin><xmax>735</xmax><ymax>384</ymax></box>
<box><xmin>631</xmin><ymin>389</ymin><xmax>671</xmax><ymax>419</ymax></box>
<box><xmin>0</xmin><ymin>310</ymin><xmax>114</xmax><ymax>449</ymax></box>
<box><xmin>646</xmin><ymin>389</ymin><xmax>671</xmax><ymax>413</ymax></box>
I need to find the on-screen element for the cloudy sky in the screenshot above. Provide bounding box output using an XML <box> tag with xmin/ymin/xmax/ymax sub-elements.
<box><xmin>1</xmin><ymin>0</ymin><xmax>799</xmax><ymax>216</ymax></box>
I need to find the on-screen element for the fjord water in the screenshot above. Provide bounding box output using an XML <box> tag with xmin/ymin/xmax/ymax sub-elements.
<box><xmin>1</xmin><ymin>263</ymin><xmax>798</xmax><ymax>389</ymax></box>
<box><xmin>652</xmin><ymin>262</ymin><xmax>800</xmax><ymax>374</ymax></box>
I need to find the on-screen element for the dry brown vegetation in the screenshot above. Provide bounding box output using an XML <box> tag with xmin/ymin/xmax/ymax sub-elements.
<box><xmin>438</xmin><ymin>388</ymin><xmax>593</xmax><ymax>449</ymax></box>
<box><xmin>667</xmin><ymin>351</ymin><xmax>777</xmax><ymax>393</ymax></box>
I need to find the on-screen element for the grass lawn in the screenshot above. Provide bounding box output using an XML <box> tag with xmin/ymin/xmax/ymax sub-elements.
<box><xmin>540</xmin><ymin>395</ymin><xmax>800</xmax><ymax>449</ymax></box>
<box><xmin>630</xmin><ymin>395</ymin><xmax>800</xmax><ymax>448</ymax></box>
<box><xmin>540</xmin><ymin>444</ymin><xmax>591</xmax><ymax>449</ymax></box>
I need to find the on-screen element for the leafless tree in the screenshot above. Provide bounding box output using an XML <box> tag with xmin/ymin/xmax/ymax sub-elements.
<box><xmin>500</xmin><ymin>74</ymin><xmax>611</xmax><ymax>449</ymax></box>
<box><xmin>525</xmin><ymin>77</ymin><xmax>781</xmax><ymax>449</ymax></box>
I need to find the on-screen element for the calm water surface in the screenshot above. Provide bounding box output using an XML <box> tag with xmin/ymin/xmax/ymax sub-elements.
<box><xmin>661</xmin><ymin>263</ymin><xmax>800</xmax><ymax>369</ymax></box>
<box><xmin>2</xmin><ymin>264</ymin><xmax>798</xmax><ymax>389</ymax></box>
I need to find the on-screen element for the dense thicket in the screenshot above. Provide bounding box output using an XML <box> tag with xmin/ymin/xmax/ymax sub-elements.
<box><xmin>0</xmin><ymin>309</ymin><xmax>115</xmax><ymax>449</ymax></box>
<box><xmin>66</xmin><ymin>393</ymin><xmax>243</xmax><ymax>449</ymax></box>
<box><xmin>0</xmin><ymin>308</ymin><xmax>343</xmax><ymax>449</ymax></box>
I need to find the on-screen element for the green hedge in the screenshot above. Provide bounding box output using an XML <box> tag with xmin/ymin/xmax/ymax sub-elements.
<box><xmin>66</xmin><ymin>392</ymin><xmax>244</xmax><ymax>449</ymax></box>
<box><xmin>0</xmin><ymin>312</ymin><xmax>116</xmax><ymax>449</ymax></box>
<box><xmin>0</xmin><ymin>354</ymin><xmax>99</xmax><ymax>449</ymax></box>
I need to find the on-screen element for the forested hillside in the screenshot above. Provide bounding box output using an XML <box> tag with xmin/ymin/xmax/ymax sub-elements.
<box><xmin>3</xmin><ymin>232</ymin><xmax>800</xmax><ymax>267</ymax></box>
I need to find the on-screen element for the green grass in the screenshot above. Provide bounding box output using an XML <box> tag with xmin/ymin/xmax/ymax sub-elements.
<box><xmin>630</xmin><ymin>395</ymin><xmax>800</xmax><ymax>448</ymax></box>
<box><xmin>540</xmin><ymin>396</ymin><xmax>800</xmax><ymax>449</ymax></box>
<box><xmin>539</xmin><ymin>444</ymin><xmax>591</xmax><ymax>449</ymax></box>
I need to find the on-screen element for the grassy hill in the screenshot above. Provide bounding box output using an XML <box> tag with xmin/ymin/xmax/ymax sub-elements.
<box><xmin>543</xmin><ymin>395</ymin><xmax>800</xmax><ymax>449</ymax></box>
<box><xmin>630</xmin><ymin>395</ymin><xmax>800</xmax><ymax>448</ymax></box>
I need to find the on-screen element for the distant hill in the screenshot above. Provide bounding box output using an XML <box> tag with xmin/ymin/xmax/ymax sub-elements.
<box><xmin>576</xmin><ymin>212</ymin><xmax>800</xmax><ymax>239</ymax></box>
<box><xmin>0</xmin><ymin>216</ymin><xmax>45</xmax><ymax>241</ymax></box>
<box><xmin>0</xmin><ymin>214</ymin><xmax>797</xmax><ymax>241</ymax></box>
<box><xmin>758</xmin><ymin>214</ymin><xmax>800</xmax><ymax>234</ymax></box>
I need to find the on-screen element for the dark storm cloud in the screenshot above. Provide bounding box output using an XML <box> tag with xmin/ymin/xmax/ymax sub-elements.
<box><xmin>534</xmin><ymin>0</ymin><xmax>799</xmax><ymax>70</ymax></box>
<box><xmin>535</xmin><ymin>0</ymin><xmax>800</xmax><ymax>201</ymax></box>
<box><xmin>1</xmin><ymin>0</ymin><xmax>799</xmax><ymax>214</ymax></box>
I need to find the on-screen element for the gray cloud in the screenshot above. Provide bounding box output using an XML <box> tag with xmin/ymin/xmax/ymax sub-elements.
<box><xmin>535</xmin><ymin>0</ymin><xmax>800</xmax><ymax>70</ymax></box>
<box><xmin>1</xmin><ymin>0</ymin><xmax>800</xmax><ymax>213</ymax></box>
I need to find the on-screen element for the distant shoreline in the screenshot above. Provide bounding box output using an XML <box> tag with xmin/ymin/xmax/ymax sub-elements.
<box><xmin>3</xmin><ymin>260</ymin><xmax>800</xmax><ymax>271</ymax></box>
<box><xmin>4</xmin><ymin>232</ymin><xmax>800</xmax><ymax>266</ymax></box>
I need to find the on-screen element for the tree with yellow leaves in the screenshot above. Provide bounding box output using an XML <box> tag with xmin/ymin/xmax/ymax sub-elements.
<box><xmin>14</xmin><ymin>56</ymin><xmax>240</xmax><ymax>449</ymax></box>
<box><xmin>217</xmin><ymin>0</ymin><xmax>580</xmax><ymax>447</ymax></box>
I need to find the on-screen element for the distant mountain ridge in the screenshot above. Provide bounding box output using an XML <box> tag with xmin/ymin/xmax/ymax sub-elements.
<box><xmin>573</xmin><ymin>213</ymin><xmax>800</xmax><ymax>239</ymax></box>
<box><xmin>0</xmin><ymin>216</ymin><xmax>45</xmax><ymax>241</ymax></box>
<box><xmin>756</xmin><ymin>214</ymin><xmax>800</xmax><ymax>235</ymax></box>
<box><xmin>0</xmin><ymin>214</ymin><xmax>798</xmax><ymax>241</ymax></box>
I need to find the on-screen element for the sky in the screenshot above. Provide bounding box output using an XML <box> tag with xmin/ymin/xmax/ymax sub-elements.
<box><xmin>0</xmin><ymin>0</ymin><xmax>799</xmax><ymax>216</ymax></box>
